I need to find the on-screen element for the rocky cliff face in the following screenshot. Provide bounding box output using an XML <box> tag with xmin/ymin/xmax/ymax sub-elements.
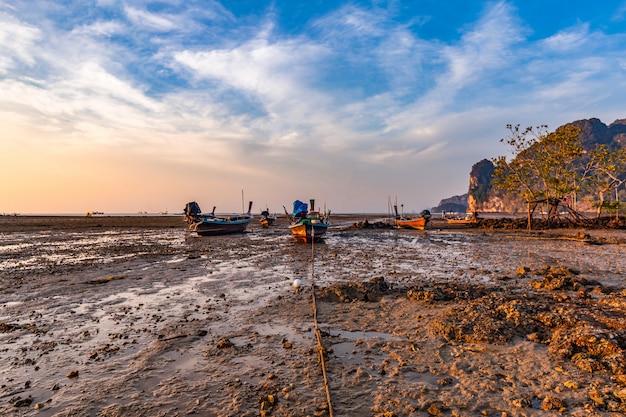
<box><xmin>570</xmin><ymin>117</ymin><xmax>626</xmax><ymax>149</ymax></box>
<box><xmin>609</xmin><ymin>119</ymin><xmax>626</xmax><ymax>147</ymax></box>
<box><xmin>466</xmin><ymin>159</ymin><xmax>524</xmax><ymax>213</ymax></box>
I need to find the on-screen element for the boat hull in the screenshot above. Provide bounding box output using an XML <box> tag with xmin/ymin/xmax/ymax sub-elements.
<box><xmin>260</xmin><ymin>216</ymin><xmax>276</xmax><ymax>227</ymax></box>
<box><xmin>395</xmin><ymin>218</ymin><xmax>428</xmax><ymax>230</ymax></box>
<box><xmin>446</xmin><ymin>219</ymin><xmax>477</xmax><ymax>225</ymax></box>
<box><xmin>289</xmin><ymin>221</ymin><xmax>328</xmax><ymax>240</ymax></box>
<box><xmin>190</xmin><ymin>216</ymin><xmax>253</xmax><ymax>236</ymax></box>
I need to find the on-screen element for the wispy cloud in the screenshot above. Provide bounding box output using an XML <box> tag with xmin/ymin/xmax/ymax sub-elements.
<box><xmin>542</xmin><ymin>23</ymin><xmax>590</xmax><ymax>51</ymax></box>
<box><xmin>0</xmin><ymin>12</ymin><xmax>40</xmax><ymax>70</ymax></box>
<box><xmin>124</xmin><ymin>6</ymin><xmax>177</xmax><ymax>32</ymax></box>
<box><xmin>71</xmin><ymin>20</ymin><xmax>127</xmax><ymax>37</ymax></box>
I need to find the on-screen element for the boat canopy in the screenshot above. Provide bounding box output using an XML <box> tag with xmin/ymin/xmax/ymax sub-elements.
<box><xmin>292</xmin><ymin>200</ymin><xmax>308</xmax><ymax>216</ymax></box>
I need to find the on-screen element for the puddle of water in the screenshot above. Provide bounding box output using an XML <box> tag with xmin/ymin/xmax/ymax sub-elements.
<box><xmin>253</xmin><ymin>322</ymin><xmax>313</xmax><ymax>345</ymax></box>
<box><xmin>231</xmin><ymin>354</ymin><xmax>267</xmax><ymax>369</ymax></box>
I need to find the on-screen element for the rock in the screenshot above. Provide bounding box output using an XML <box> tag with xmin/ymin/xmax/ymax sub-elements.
<box><xmin>11</xmin><ymin>396</ymin><xmax>33</xmax><ymax>407</ymax></box>
<box><xmin>510</xmin><ymin>396</ymin><xmax>532</xmax><ymax>408</ymax></box>
<box><xmin>216</xmin><ymin>337</ymin><xmax>234</xmax><ymax>349</ymax></box>
<box><xmin>541</xmin><ymin>396</ymin><xmax>565</xmax><ymax>411</ymax></box>
<box><xmin>589</xmin><ymin>390</ymin><xmax>605</xmax><ymax>406</ymax></box>
<box><xmin>437</xmin><ymin>376</ymin><xmax>453</xmax><ymax>386</ymax></box>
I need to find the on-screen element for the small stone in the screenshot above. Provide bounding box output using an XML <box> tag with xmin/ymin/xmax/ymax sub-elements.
<box><xmin>563</xmin><ymin>380</ymin><xmax>579</xmax><ymax>390</ymax></box>
<box><xmin>427</xmin><ymin>403</ymin><xmax>441</xmax><ymax>416</ymax></box>
<box><xmin>437</xmin><ymin>377</ymin><xmax>453</xmax><ymax>386</ymax></box>
<box><xmin>216</xmin><ymin>338</ymin><xmax>233</xmax><ymax>349</ymax></box>
<box><xmin>66</xmin><ymin>370</ymin><xmax>79</xmax><ymax>378</ymax></box>
<box><xmin>613</xmin><ymin>388</ymin><xmax>626</xmax><ymax>401</ymax></box>
<box><xmin>511</xmin><ymin>396</ymin><xmax>531</xmax><ymax>408</ymax></box>
<box><xmin>541</xmin><ymin>396</ymin><xmax>565</xmax><ymax>411</ymax></box>
<box><xmin>589</xmin><ymin>390</ymin><xmax>605</xmax><ymax>406</ymax></box>
<box><xmin>13</xmin><ymin>396</ymin><xmax>33</xmax><ymax>407</ymax></box>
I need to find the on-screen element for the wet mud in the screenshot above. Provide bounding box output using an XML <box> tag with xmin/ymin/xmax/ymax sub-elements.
<box><xmin>1</xmin><ymin>215</ymin><xmax>625</xmax><ymax>416</ymax></box>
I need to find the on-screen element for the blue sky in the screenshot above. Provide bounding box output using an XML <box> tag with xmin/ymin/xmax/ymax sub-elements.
<box><xmin>1</xmin><ymin>0</ymin><xmax>625</xmax><ymax>214</ymax></box>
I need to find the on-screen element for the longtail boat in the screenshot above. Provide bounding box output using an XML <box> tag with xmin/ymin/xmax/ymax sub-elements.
<box><xmin>446</xmin><ymin>216</ymin><xmax>478</xmax><ymax>225</ymax></box>
<box><xmin>284</xmin><ymin>199</ymin><xmax>330</xmax><ymax>241</ymax></box>
<box><xmin>184</xmin><ymin>201</ymin><xmax>253</xmax><ymax>236</ymax></box>
<box><xmin>259</xmin><ymin>208</ymin><xmax>276</xmax><ymax>228</ymax></box>
<box><xmin>393</xmin><ymin>204</ymin><xmax>431</xmax><ymax>230</ymax></box>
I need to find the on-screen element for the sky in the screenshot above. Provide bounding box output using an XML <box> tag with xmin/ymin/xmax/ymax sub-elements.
<box><xmin>1</xmin><ymin>1</ymin><xmax>625</xmax><ymax>214</ymax></box>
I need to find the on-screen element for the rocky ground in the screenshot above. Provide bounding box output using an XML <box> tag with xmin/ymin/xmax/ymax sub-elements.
<box><xmin>0</xmin><ymin>214</ymin><xmax>625</xmax><ymax>416</ymax></box>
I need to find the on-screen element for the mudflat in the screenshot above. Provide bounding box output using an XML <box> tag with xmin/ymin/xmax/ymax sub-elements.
<box><xmin>1</xmin><ymin>214</ymin><xmax>625</xmax><ymax>416</ymax></box>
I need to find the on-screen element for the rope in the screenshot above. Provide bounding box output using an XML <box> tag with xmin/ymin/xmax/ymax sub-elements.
<box><xmin>309</xmin><ymin>226</ymin><xmax>334</xmax><ymax>417</ymax></box>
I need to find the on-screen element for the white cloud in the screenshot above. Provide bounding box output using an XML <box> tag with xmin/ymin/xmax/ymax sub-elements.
<box><xmin>72</xmin><ymin>20</ymin><xmax>126</xmax><ymax>37</ymax></box>
<box><xmin>313</xmin><ymin>4</ymin><xmax>386</xmax><ymax>39</ymax></box>
<box><xmin>542</xmin><ymin>23</ymin><xmax>590</xmax><ymax>51</ymax></box>
<box><xmin>441</xmin><ymin>1</ymin><xmax>523</xmax><ymax>89</ymax></box>
<box><xmin>124</xmin><ymin>6</ymin><xmax>176</xmax><ymax>32</ymax></box>
<box><xmin>174</xmin><ymin>33</ymin><xmax>328</xmax><ymax>100</ymax></box>
<box><xmin>0</xmin><ymin>13</ymin><xmax>40</xmax><ymax>70</ymax></box>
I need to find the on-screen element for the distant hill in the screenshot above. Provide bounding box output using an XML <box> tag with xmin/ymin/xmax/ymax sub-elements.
<box><xmin>575</xmin><ymin>117</ymin><xmax>626</xmax><ymax>149</ymax></box>
<box><xmin>431</xmin><ymin>194</ymin><xmax>468</xmax><ymax>213</ymax></box>
<box><xmin>434</xmin><ymin>117</ymin><xmax>626</xmax><ymax>213</ymax></box>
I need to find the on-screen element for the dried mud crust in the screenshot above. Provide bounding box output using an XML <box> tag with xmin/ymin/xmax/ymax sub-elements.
<box><xmin>313</xmin><ymin>267</ymin><xmax>626</xmax><ymax>415</ymax></box>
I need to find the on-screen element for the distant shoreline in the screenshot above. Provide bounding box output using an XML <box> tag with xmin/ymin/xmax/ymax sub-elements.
<box><xmin>1</xmin><ymin>212</ymin><xmax>623</xmax><ymax>232</ymax></box>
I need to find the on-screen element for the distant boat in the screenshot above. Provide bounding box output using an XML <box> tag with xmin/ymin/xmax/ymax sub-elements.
<box><xmin>445</xmin><ymin>213</ymin><xmax>478</xmax><ymax>225</ymax></box>
<box><xmin>284</xmin><ymin>199</ymin><xmax>330</xmax><ymax>241</ymax></box>
<box><xmin>259</xmin><ymin>208</ymin><xmax>276</xmax><ymax>228</ymax></box>
<box><xmin>184</xmin><ymin>201</ymin><xmax>254</xmax><ymax>236</ymax></box>
<box><xmin>393</xmin><ymin>204</ymin><xmax>431</xmax><ymax>230</ymax></box>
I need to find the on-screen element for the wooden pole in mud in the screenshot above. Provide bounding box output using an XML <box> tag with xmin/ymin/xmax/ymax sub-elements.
<box><xmin>310</xmin><ymin>228</ymin><xmax>334</xmax><ymax>417</ymax></box>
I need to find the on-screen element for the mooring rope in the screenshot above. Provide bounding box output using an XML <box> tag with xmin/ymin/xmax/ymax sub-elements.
<box><xmin>309</xmin><ymin>226</ymin><xmax>334</xmax><ymax>417</ymax></box>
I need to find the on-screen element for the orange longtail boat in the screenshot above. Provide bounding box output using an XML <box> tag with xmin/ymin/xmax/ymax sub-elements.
<box><xmin>393</xmin><ymin>203</ymin><xmax>431</xmax><ymax>230</ymax></box>
<box><xmin>284</xmin><ymin>199</ymin><xmax>330</xmax><ymax>241</ymax></box>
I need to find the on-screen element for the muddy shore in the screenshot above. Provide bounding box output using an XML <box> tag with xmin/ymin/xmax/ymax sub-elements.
<box><xmin>1</xmin><ymin>215</ymin><xmax>625</xmax><ymax>416</ymax></box>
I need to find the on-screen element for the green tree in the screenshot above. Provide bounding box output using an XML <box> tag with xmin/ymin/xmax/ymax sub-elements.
<box><xmin>492</xmin><ymin>124</ymin><xmax>583</xmax><ymax>228</ymax></box>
